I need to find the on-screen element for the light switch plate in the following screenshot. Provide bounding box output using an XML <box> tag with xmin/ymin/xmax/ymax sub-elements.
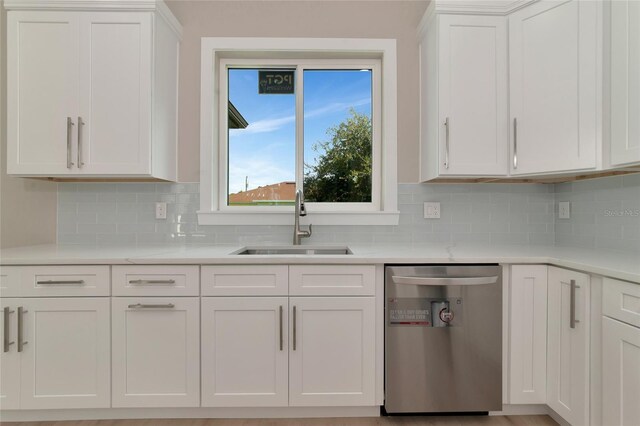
<box><xmin>424</xmin><ymin>202</ymin><xmax>441</xmax><ymax>219</ymax></box>
<box><xmin>558</xmin><ymin>201</ymin><xmax>570</xmax><ymax>219</ymax></box>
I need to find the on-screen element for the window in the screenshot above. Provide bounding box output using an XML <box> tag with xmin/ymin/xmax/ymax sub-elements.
<box><xmin>199</xmin><ymin>38</ymin><xmax>398</xmax><ymax>225</ymax></box>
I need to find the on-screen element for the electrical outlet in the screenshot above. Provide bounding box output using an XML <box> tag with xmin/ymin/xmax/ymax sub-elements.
<box><xmin>155</xmin><ymin>202</ymin><xmax>167</xmax><ymax>220</ymax></box>
<box><xmin>558</xmin><ymin>201</ymin><xmax>570</xmax><ymax>219</ymax></box>
<box><xmin>424</xmin><ymin>202</ymin><xmax>441</xmax><ymax>219</ymax></box>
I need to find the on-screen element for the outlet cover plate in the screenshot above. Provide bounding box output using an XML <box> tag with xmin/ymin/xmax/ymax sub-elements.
<box><xmin>424</xmin><ymin>202</ymin><xmax>441</xmax><ymax>219</ymax></box>
<box><xmin>558</xmin><ymin>201</ymin><xmax>570</xmax><ymax>219</ymax></box>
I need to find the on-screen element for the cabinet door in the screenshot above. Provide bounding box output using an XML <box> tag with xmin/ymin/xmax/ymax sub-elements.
<box><xmin>509</xmin><ymin>0</ymin><xmax>599</xmax><ymax>175</ymax></box>
<box><xmin>7</xmin><ymin>11</ymin><xmax>80</xmax><ymax>175</ymax></box>
<box><xmin>111</xmin><ymin>297</ymin><xmax>200</xmax><ymax>407</ymax></box>
<box><xmin>18</xmin><ymin>298</ymin><xmax>110</xmax><ymax>409</ymax></box>
<box><xmin>547</xmin><ymin>267</ymin><xmax>590</xmax><ymax>426</ymax></box>
<box><xmin>201</xmin><ymin>297</ymin><xmax>288</xmax><ymax>407</ymax></box>
<box><xmin>602</xmin><ymin>317</ymin><xmax>640</xmax><ymax>426</ymax></box>
<box><xmin>610</xmin><ymin>0</ymin><xmax>640</xmax><ymax>166</ymax></box>
<box><xmin>509</xmin><ymin>265</ymin><xmax>548</xmax><ymax>404</ymax></box>
<box><xmin>78</xmin><ymin>12</ymin><xmax>152</xmax><ymax>175</ymax></box>
<box><xmin>0</xmin><ymin>304</ymin><xmax>20</xmax><ymax>409</ymax></box>
<box><xmin>438</xmin><ymin>14</ymin><xmax>508</xmax><ymax>176</ymax></box>
<box><xmin>289</xmin><ymin>297</ymin><xmax>375</xmax><ymax>407</ymax></box>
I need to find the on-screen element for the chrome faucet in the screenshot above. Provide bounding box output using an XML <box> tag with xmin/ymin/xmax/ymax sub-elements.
<box><xmin>293</xmin><ymin>190</ymin><xmax>312</xmax><ymax>245</ymax></box>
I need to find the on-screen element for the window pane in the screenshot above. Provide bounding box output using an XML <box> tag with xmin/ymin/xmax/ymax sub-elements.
<box><xmin>227</xmin><ymin>68</ymin><xmax>296</xmax><ymax>206</ymax></box>
<box><xmin>303</xmin><ymin>69</ymin><xmax>373</xmax><ymax>203</ymax></box>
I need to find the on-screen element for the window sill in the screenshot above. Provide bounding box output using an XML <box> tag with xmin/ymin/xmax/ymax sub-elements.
<box><xmin>197</xmin><ymin>211</ymin><xmax>400</xmax><ymax>226</ymax></box>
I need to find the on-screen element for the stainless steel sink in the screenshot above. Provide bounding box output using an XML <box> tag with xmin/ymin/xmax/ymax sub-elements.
<box><xmin>231</xmin><ymin>246</ymin><xmax>352</xmax><ymax>255</ymax></box>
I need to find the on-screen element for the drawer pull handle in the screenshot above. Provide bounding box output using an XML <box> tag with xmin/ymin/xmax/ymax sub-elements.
<box><xmin>37</xmin><ymin>280</ymin><xmax>85</xmax><ymax>285</ymax></box>
<box><xmin>128</xmin><ymin>303</ymin><xmax>175</xmax><ymax>309</ymax></box>
<box><xmin>128</xmin><ymin>279</ymin><xmax>176</xmax><ymax>285</ymax></box>
<box><xmin>17</xmin><ymin>307</ymin><xmax>27</xmax><ymax>353</ymax></box>
<box><xmin>3</xmin><ymin>307</ymin><xmax>15</xmax><ymax>353</ymax></box>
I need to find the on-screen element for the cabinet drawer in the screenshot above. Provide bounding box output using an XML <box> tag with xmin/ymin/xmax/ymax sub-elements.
<box><xmin>603</xmin><ymin>277</ymin><xmax>640</xmax><ymax>328</ymax></box>
<box><xmin>201</xmin><ymin>265</ymin><xmax>288</xmax><ymax>296</ymax></box>
<box><xmin>0</xmin><ymin>265</ymin><xmax>109</xmax><ymax>297</ymax></box>
<box><xmin>289</xmin><ymin>265</ymin><xmax>375</xmax><ymax>296</ymax></box>
<box><xmin>112</xmin><ymin>265</ymin><xmax>199</xmax><ymax>296</ymax></box>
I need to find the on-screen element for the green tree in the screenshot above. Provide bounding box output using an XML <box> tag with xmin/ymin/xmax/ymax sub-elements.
<box><xmin>304</xmin><ymin>109</ymin><xmax>372</xmax><ymax>202</ymax></box>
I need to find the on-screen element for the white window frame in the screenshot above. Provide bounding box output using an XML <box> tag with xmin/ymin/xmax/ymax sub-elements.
<box><xmin>199</xmin><ymin>38</ymin><xmax>398</xmax><ymax>226</ymax></box>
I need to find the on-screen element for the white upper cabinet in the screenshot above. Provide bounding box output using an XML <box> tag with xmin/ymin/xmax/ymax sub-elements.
<box><xmin>5</xmin><ymin>1</ymin><xmax>181</xmax><ymax>180</ymax></box>
<box><xmin>7</xmin><ymin>12</ymin><xmax>80</xmax><ymax>176</ymax></box>
<box><xmin>420</xmin><ymin>13</ymin><xmax>509</xmax><ymax>180</ymax></box>
<box><xmin>609</xmin><ymin>0</ymin><xmax>640</xmax><ymax>167</ymax></box>
<box><xmin>509</xmin><ymin>0</ymin><xmax>600</xmax><ymax>175</ymax></box>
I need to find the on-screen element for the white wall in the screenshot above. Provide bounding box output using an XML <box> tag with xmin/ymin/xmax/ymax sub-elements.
<box><xmin>0</xmin><ymin>3</ymin><xmax>58</xmax><ymax>249</ymax></box>
<box><xmin>166</xmin><ymin>0</ymin><xmax>428</xmax><ymax>183</ymax></box>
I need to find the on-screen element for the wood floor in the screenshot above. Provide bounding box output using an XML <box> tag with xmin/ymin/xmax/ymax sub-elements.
<box><xmin>1</xmin><ymin>415</ymin><xmax>557</xmax><ymax>426</ymax></box>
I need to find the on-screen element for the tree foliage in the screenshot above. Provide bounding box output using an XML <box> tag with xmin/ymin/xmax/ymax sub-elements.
<box><xmin>304</xmin><ymin>109</ymin><xmax>372</xmax><ymax>203</ymax></box>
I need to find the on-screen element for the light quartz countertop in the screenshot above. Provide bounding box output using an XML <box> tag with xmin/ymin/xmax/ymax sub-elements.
<box><xmin>1</xmin><ymin>242</ymin><xmax>639</xmax><ymax>283</ymax></box>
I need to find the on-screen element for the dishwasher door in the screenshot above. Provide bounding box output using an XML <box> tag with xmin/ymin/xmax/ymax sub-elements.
<box><xmin>384</xmin><ymin>265</ymin><xmax>502</xmax><ymax>413</ymax></box>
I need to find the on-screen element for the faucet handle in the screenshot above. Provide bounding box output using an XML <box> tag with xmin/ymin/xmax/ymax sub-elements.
<box><xmin>307</xmin><ymin>223</ymin><xmax>312</xmax><ymax>237</ymax></box>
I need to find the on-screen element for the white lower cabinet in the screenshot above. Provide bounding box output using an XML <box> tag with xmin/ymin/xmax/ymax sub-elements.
<box><xmin>111</xmin><ymin>297</ymin><xmax>200</xmax><ymax>408</ymax></box>
<box><xmin>289</xmin><ymin>297</ymin><xmax>376</xmax><ymax>407</ymax></box>
<box><xmin>602</xmin><ymin>317</ymin><xmax>640</xmax><ymax>426</ymax></box>
<box><xmin>2</xmin><ymin>298</ymin><xmax>111</xmax><ymax>409</ymax></box>
<box><xmin>509</xmin><ymin>265</ymin><xmax>548</xmax><ymax>404</ymax></box>
<box><xmin>201</xmin><ymin>297</ymin><xmax>289</xmax><ymax>407</ymax></box>
<box><xmin>547</xmin><ymin>267</ymin><xmax>590</xmax><ymax>426</ymax></box>
<box><xmin>201</xmin><ymin>295</ymin><xmax>376</xmax><ymax>408</ymax></box>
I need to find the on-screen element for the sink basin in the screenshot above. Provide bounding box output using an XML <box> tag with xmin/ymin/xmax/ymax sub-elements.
<box><xmin>232</xmin><ymin>246</ymin><xmax>352</xmax><ymax>255</ymax></box>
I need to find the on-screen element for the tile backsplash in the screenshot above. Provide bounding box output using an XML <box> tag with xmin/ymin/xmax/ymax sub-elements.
<box><xmin>57</xmin><ymin>176</ymin><xmax>639</xmax><ymax>250</ymax></box>
<box><xmin>57</xmin><ymin>182</ymin><xmax>556</xmax><ymax>246</ymax></box>
<box><xmin>554</xmin><ymin>174</ymin><xmax>640</xmax><ymax>252</ymax></box>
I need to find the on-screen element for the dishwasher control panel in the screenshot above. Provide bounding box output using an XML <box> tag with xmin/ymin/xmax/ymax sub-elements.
<box><xmin>388</xmin><ymin>297</ymin><xmax>462</xmax><ymax>327</ymax></box>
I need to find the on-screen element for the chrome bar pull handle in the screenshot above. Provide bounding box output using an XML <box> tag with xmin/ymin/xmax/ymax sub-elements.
<box><xmin>279</xmin><ymin>305</ymin><xmax>283</xmax><ymax>351</ymax></box>
<box><xmin>37</xmin><ymin>280</ymin><xmax>85</xmax><ymax>285</ymax></box>
<box><xmin>292</xmin><ymin>305</ymin><xmax>297</xmax><ymax>351</ymax></box>
<box><xmin>66</xmin><ymin>117</ymin><xmax>75</xmax><ymax>169</ymax></box>
<box><xmin>444</xmin><ymin>117</ymin><xmax>450</xmax><ymax>169</ymax></box>
<box><xmin>128</xmin><ymin>279</ymin><xmax>176</xmax><ymax>285</ymax></box>
<box><xmin>128</xmin><ymin>303</ymin><xmax>175</xmax><ymax>309</ymax></box>
<box><xmin>77</xmin><ymin>116</ymin><xmax>85</xmax><ymax>168</ymax></box>
<box><xmin>513</xmin><ymin>117</ymin><xmax>518</xmax><ymax>170</ymax></box>
<box><xmin>17</xmin><ymin>307</ymin><xmax>27</xmax><ymax>353</ymax></box>
<box><xmin>570</xmin><ymin>279</ymin><xmax>580</xmax><ymax>329</ymax></box>
<box><xmin>3</xmin><ymin>307</ymin><xmax>15</xmax><ymax>353</ymax></box>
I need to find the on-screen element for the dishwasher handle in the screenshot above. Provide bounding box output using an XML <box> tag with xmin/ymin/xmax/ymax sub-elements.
<box><xmin>391</xmin><ymin>275</ymin><xmax>498</xmax><ymax>286</ymax></box>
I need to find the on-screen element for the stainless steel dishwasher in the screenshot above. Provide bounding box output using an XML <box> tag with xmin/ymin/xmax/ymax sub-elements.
<box><xmin>384</xmin><ymin>265</ymin><xmax>502</xmax><ymax>414</ymax></box>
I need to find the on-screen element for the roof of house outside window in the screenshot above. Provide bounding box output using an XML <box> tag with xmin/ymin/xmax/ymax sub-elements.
<box><xmin>229</xmin><ymin>181</ymin><xmax>295</xmax><ymax>204</ymax></box>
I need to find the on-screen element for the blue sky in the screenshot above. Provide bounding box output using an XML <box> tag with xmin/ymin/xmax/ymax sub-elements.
<box><xmin>228</xmin><ymin>68</ymin><xmax>372</xmax><ymax>195</ymax></box>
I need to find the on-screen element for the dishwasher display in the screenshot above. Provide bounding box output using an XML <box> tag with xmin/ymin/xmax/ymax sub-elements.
<box><xmin>387</xmin><ymin>297</ymin><xmax>462</xmax><ymax>327</ymax></box>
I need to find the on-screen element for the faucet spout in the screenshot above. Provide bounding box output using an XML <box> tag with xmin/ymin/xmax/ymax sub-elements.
<box><xmin>293</xmin><ymin>190</ymin><xmax>312</xmax><ymax>245</ymax></box>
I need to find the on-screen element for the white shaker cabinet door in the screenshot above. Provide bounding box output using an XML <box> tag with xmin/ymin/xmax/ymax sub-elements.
<box><xmin>602</xmin><ymin>317</ymin><xmax>640</xmax><ymax>426</ymax></box>
<box><xmin>289</xmin><ymin>297</ymin><xmax>376</xmax><ymax>407</ymax></box>
<box><xmin>111</xmin><ymin>297</ymin><xmax>200</xmax><ymax>408</ymax></box>
<box><xmin>546</xmin><ymin>267</ymin><xmax>590</xmax><ymax>426</ymax></box>
<box><xmin>201</xmin><ymin>297</ymin><xmax>289</xmax><ymax>407</ymax></box>
<box><xmin>7</xmin><ymin>11</ymin><xmax>80</xmax><ymax>175</ymax></box>
<box><xmin>509</xmin><ymin>0</ymin><xmax>599</xmax><ymax>175</ymax></box>
<box><xmin>78</xmin><ymin>12</ymin><xmax>152</xmax><ymax>175</ymax></box>
<box><xmin>18</xmin><ymin>298</ymin><xmax>110</xmax><ymax>409</ymax></box>
<box><xmin>437</xmin><ymin>14</ymin><xmax>508</xmax><ymax>176</ymax></box>
<box><xmin>0</xmin><ymin>304</ymin><xmax>20</xmax><ymax>410</ymax></box>
<box><xmin>509</xmin><ymin>265</ymin><xmax>548</xmax><ymax>404</ymax></box>
<box><xmin>610</xmin><ymin>0</ymin><xmax>640</xmax><ymax>167</ymax></box>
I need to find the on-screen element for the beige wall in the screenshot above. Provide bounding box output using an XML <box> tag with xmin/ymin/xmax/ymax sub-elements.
<box><xmin>166</xmin><ymin>0</ymin><xmax>428</xmax><ymax>183</ymax></box>
<box><xmin>0</xmin><ymin>4</ymin><xmax>58</xmax><ymax>249</ymax></box>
